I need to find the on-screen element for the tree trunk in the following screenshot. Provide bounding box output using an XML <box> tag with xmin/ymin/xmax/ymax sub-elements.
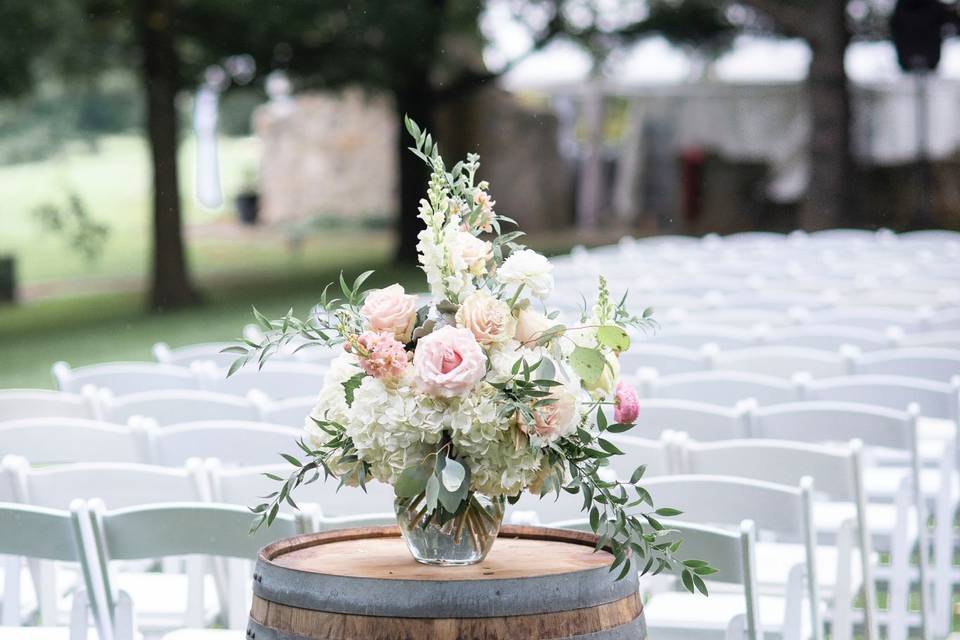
<box><xmin>802</xmin><ymin>1</ymin><xmax>853</xmax><ymax>230</ymax></box>
<box><xmin>137</xmin><ymin>0</ymin><xmax>200</xmax><ymax>310</ymax></box>
<box><xmin>394</xmin><ymin>86</ymin><xmax>435</xmax><ymax>264</ymax></box>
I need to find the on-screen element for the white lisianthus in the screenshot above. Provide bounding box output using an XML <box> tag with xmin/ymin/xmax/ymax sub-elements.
<box><xmin>498</xmin><ymin>249</ymin><xmax>554</xmax><ymax>300</ymax></box>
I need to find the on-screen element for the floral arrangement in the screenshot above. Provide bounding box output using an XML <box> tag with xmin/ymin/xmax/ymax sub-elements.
<box><xmin>229</xmin><ymin>118</ymin><xmax>713</xmax><ymax>589</ymax></box>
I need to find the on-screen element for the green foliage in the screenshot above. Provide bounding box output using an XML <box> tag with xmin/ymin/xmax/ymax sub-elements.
<box><xmin>32</xmin><ymin>192</ymin><xmax>110</xmax><ymax>264</ymax></box>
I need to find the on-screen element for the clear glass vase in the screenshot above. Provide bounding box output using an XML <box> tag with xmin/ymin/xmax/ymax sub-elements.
<box><xmin>395</xmin><ymin>493</ymin><xmax>505</xmax><ymax>566</ymax></box>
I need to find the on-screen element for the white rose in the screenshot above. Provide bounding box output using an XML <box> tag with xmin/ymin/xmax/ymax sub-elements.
<box><xmin>455</xmin><ymin>290</ymin><xmax>516</xmax><ymax>345</ymax></box>
<box><xmin>514</xmin><ymin>308</ymin><xmax>553</xmax><ymax>346</ymax></box>
<box><xmin>498</xmin><ymin>249</ymin><xmax>554</xmax><ymax>299</ymax></box>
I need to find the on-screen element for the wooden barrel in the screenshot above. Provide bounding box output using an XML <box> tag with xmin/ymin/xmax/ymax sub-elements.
<box><xmin>248</xmin><ymin>525</ymin><xmax>646</xmax><ymax>640</ymax></box>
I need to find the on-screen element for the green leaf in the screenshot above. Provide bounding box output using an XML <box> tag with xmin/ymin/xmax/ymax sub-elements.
<box><xmin>681</xmin><ymin>569</ymin><xmax>694</xmax><ymax>593</ymax></box>
<box><xmin>570</xmin><ymin>346</ymin><xmax>606</xmax><ymax>386</ymax></box>
<box><xmin>280</xmin><ymin>453</ymin><xmax>302</xmax><ymax>467</ymax></box>
<box><xmin>597</xmin><ymin>325</ymin><xmax>631</xmax><ymax>353</ymax></box>
<box><xmin>589</xmin><ymin>506</ymin><xmax>600</xmax><ymax>532</ymax></box>
<box><xmin>596</xmin><ymin>407</ymin><xmax>608</xmax><ymax>432</ymax></box>
<box><xmin>605</xmin><ymin>423</ymin><xmax>634</xmax><ymax>434</ymax></box>
<box><xmin>597</xmin><ymin>438</ymin><xmax>625</xmax><ymax>456</ymax></box>
<box><xmin>425</xmin><ymin>474</ymin><xmax>440</xmax><ymax>513</ymax></box>
<box><xmin>395</xmin><ymin>462</ymin><xmax>432</xmax><ymax>498</ymax></box>
<box><xmin>693</xmin><ymin>574</ymin><xmax>709</xmax><ymax>595</ymax></box>
<box><xmin>655</xmin><ymin>507</ymin><xmax>683</xmax><ymax>517</ymax></box>
<box><xmin>342</xmin><ymin>372</ymin><xmax>365</xmax><ymax>407</ymax></box>
<box><xmin>440</xmin><ymin>458</ymin><xmax>466</xmax><ymax>492</ymax></box>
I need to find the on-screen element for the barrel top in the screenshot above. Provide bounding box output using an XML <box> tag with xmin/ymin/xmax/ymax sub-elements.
<box><xmin>261</xmin><ymin>525</ymin><xmax>613</xmax><ymax>581</ymax></box>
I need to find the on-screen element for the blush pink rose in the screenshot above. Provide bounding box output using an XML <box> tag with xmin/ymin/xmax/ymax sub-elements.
<box><xmin>455</xmin><ymin>291</ymin><xmax>515</xmax><ymax>345</ymax></box>
<box><xmin>523</xmin><ymin>387</ymin><xmax>579</xmax><ymax>444</ymax></box>
<box><xmin>413</xmin><ymin>326</ymin><xmax>487</xmax><ymax>398</ymax></box>
<box><xmin>614</xmin><ymin>381</ymin><xmax>640</xmax><ymax>425</ymax></box>
<box><xmin>350</xmin><ymin>331</ymin><xmax>409</xmax><ymax>380</ymax></box>
<box><xmin>361</xmin><ymin>284</ymin><xmax>418</xmax><ymax>342</ymax></box>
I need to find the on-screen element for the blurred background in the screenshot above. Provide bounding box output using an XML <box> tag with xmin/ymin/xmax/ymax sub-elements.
<box><xmin>2</xmin><ymin>0</ymin><xmax>959</xmax><ymax>389</ymax></box>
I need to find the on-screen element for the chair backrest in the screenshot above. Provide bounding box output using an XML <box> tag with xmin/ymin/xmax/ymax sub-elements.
<box><xmin>97</xmin><ymin>388</ymin><xmax>260</xmax><ymax>425</ymax></box>
<box><xmin>900</xmin><ymin>331</ymin><xmax>960</xmax><ymax>350</ymax></box>
<box><xmin>751</xmin><ymin>401</ymin><xmax>915</xmax><ymax>451</ymax></box>
<box><xmin>0</xmin><ymin>501</ymin><xmax>106</xmax><ymax>636</ymax></box>
<box><xmin>803</xmin><ymin>375</ymin><xmax>959</xmax><ymax>422</ymax></box>
<box><xmin>620</xmin><ymin>344</ymin><xmax>709</xmax><ymax>376</ymax></box>
<box><xmin>208</xmin><ymin>460</ymin><xmax>397</xmax><ymax>516</ymax></box>
<box><xmin>712</xmin><ymin>346</ymin><xmax>851</xmax><ymax>379</ymax></box>
<box><xmin>642</xmin><ymin>370</ymin><xmax>799</xmax><ymax>406</ymax></box>
<box><xmin>603</xmin><ymin>434</ymin><xmax>673</xmax><ymax>480</ymax></box>
<box><xmin>53</xmin><ymin>361</ymin><xmax>199</xmax><ymax>395</ymax></box>
<box><xmin>765</xmin><ymin>325</ymin><xmax>890</xmax><ymax>351</ymax></box>
<box><xmin>642</xmin><ymin>324</ymin><xmax>757</xmax><ymax>350</ymax></box>
<box><xmin>200</xmin><ymin>361</ymin><xmax>328</xmax><ymax>399</ymax></box>
<box><xmin>152</xmin><ymin>341</ymin><xmax>236</xmax><ymax>368</ymax></box>
<box><xmin>678</xmin><ymin>437</ymin><xmax>860</xmax><ymax>502</ymax></box>
<box><xmin>0</xmin><ymin>389</ymin><xmax>98</xmax><ymax>421</ymax></box>
<box><xmin>853</xmin><ymin>347</ymin><xmax>960</xmax><ymax>383</ymax></box>
<box><xmin>814</xmin><ymin>306</ymin><xmax>925</xmax><ymax>332</ymax></box>
<box><xmin>624</xmin><ymin>399</ymin><xmax>749</xmax><ymax>441</ymax></box>
<box><xmin>0</xmin><ymin>418</ymin><xmax>146</xmax><ymax>464</ymax></box>
<box><xmin>253</xmin><ymin>395</ymin><xmax>317</xmax><ymax>428</ymax></box>
<box><xmin>5</xmin><ymin>457</ymin><xmax>208</xmax><ymax>509</ymax></box>
<box><xmin>641</xmin><ymin>474</ymin><xmax>812</xmax><ymax>543</ymax></box>
<box><xmin>146</xmin><ymin>421</ymin><xmax>300</xmax><ymax>467</ymax></box>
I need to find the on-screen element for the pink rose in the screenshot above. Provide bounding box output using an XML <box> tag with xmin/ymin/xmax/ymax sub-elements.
<box><xmin>614</xmin><ymin>381</ymin><xmax>640</xmax><ymax>425</ymax></box>
<box><xmin>522</xmin><ymin>387</ymin><xmax>579</xmax><ymax>444</ymax></box>
<box><xmin>455</xmin><ymin>291</ymin><xmax>515</xmax><ymax>345</ymax></box>
<box><xmin>361</xmin><ymin>284</ymin><xmax>418</xmax><ymax>342</ymax></box>
<box><xmin>413</xmin><ymin>326</ymin><xmax>487</xmax><ymax>398</ymax></box>
<box><xmin>350</xmin><ymin>331</ymin><xmax>409</xmax><ymax>380</ymax></box>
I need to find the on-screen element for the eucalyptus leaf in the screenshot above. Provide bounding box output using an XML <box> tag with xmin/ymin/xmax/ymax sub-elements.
<box><xmin>597</xmin><ymin>325</ymin><xmax>631</xmax><ymax>353</ymax></box>
<box><xmin>425</xmin><ymin>474</ymin><xmax>440</xmax><ymax>514</ymax></box>
<box><xmin>395</xmin><ymin>462</ymin><xmax>432</xmax><ymax>498</ymax></box>
<box><xmin>440</xmin><ymin>458</ymin><xmax>466</xmax><ymax>492</ymax></box>
<box><xmin>569</xmin><ymin>346</ymin><xmax>606</xmax><ymax>386</ymax></box>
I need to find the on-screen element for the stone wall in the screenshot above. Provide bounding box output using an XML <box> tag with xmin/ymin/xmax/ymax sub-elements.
<box><xmin>253</xmin><ymin>88</ymin><xmax>396</xmax><ymax>224</ymax></box>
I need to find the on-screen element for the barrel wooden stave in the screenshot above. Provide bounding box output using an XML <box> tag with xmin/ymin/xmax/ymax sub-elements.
<box><xmin>249</xmin><ymin>525</ymin><xmax>646</xmax><ymax>640</ymax></box>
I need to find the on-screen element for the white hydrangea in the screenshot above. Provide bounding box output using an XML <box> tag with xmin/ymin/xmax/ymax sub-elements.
<box><xmin>447</xmin><ymin>384</ymin><xmax>545</xmax><ymax>496</ymax></box>
<box><xmin>346</xmin><ymin>376</ymin><xmax>447</xmax><ymax>485</ymax></box>
<box><xmin>304</xmin><ymin>352</ymin><xmax>360</xmax><ymax>449</ymax></box>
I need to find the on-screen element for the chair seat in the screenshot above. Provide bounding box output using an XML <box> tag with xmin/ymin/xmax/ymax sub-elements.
<box><xmin>115</xmin><ymin>572</ymin><xmax>219</xmax><ymax>631</ymax></box>
<box><xmin>863</xmin><ymin>467</ymin><xmax>956</xmax><ymax>504</ymax></box>
<box><xmin>813</xmin><ymin>502</ymin><xmax>915</xmax><ymax>551</ymax></box>
<box><xmin>644</xmin><ymin>591</ymin><xmax>814</xmax><ymax>639</ymax></box>
<box><xmin>161</xmin><ymin>630</ymin><xmax>238</xmax><ymax>640</ymax></box>
<box><xmin>0</xmin><ymin>628</ymin><xmax>100</xmax><ymax>640</ymax></box>
<box><xmin>755</xmin><ymin>543</ymin><xmax>864</xmax><ymax>594</ymax></box>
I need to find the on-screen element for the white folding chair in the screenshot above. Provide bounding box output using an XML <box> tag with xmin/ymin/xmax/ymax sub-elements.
<box><xmin>814</xmin><ymin>307</ymin><xmax>928</xmax><ymax>333</ymax></box>
<box><xmin>152</xmin><ymin>341</ymin><xmax>235</xmax><ymax>369</ymax></box>
<box><xmin>82</xmin><ymin>501</ymin><xmax>301</xmax><ymax>637</ymax></box>
<box><xmin>0</xmin><ymin>419</ymin><xmax>146</xmax><ymax>464</ymax></box>
<box><xmin>96</xmin><ymin>389</ymin><xmax>260</xmax><ymax>426</ymax></box>
<box><xmin>677</xmin><ymin>438</ymin><xmax>877</xmax><ymax>640</ymax></box>
<box><xmin>144</xmin><ymin>421</ymin><xmax>301</xmax><ymax>467</ymax></box>
<box><xmin>506</xmin><ymin>434</ymin><xmax>673</xmax><ymax>524</ymax></box>
<box><xmin>0</xmin><ymin>389</ymin><xmax>99</xmax><ymax>421</ymax></box>
<box><xmin>711</xmin><ymin>346</ymin><xmax>854</xmax><ymax>379</ymax></box>
<box><xmin>640</xmin><ymin>370</ymin><xmax>800</xmax><ymax>406</ymax></box>
<box><xmin>2</xmin><ymin>458</ymin><xmax>212</xmax><ymax>631</ymax></box>
<box><xmin>249</xmin><ymin>394</ymin><xmax>316</xmax><ymax>428</ymax></box>
<box><xmin>763</xmin><ymin>325</ymin><xmax>892</xmax><ymax>352</ymax></box>
<box><xmin>198</xmin><ymin>361</ymin><xmax>328</xmax><ymax>399</ymax></box>
<box><xmin>619</xmin><ymin>344</ymin><xmax>711</xmax><ymax>376</ymax></box>
<box><xmin>852</xmin><ymin>348</ymin><xmax>960</xmax><ymax>383</ymax></box>
<box><xmin>749</xmin><ymin>402</ymin><xmax>933</xmax><ymax>640</ymax></box>
<box><xmin>615</xmin><ymin>399</ymin><xmax>750</xmax><ymax>442</ymax></box>
<box><xmin>0</xmin><ymin>502</ymin><xmax>106</xmax><ymax>639</ymax></box>
<box><xmin>53</xmin><ymin>362</ymin><xmax>200</xmax><ymax>396</ymax></box>
<box><xmin>554</xmin><ymin>518</ymin><xmax>765</xmax><ymax>640</ymax></box>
